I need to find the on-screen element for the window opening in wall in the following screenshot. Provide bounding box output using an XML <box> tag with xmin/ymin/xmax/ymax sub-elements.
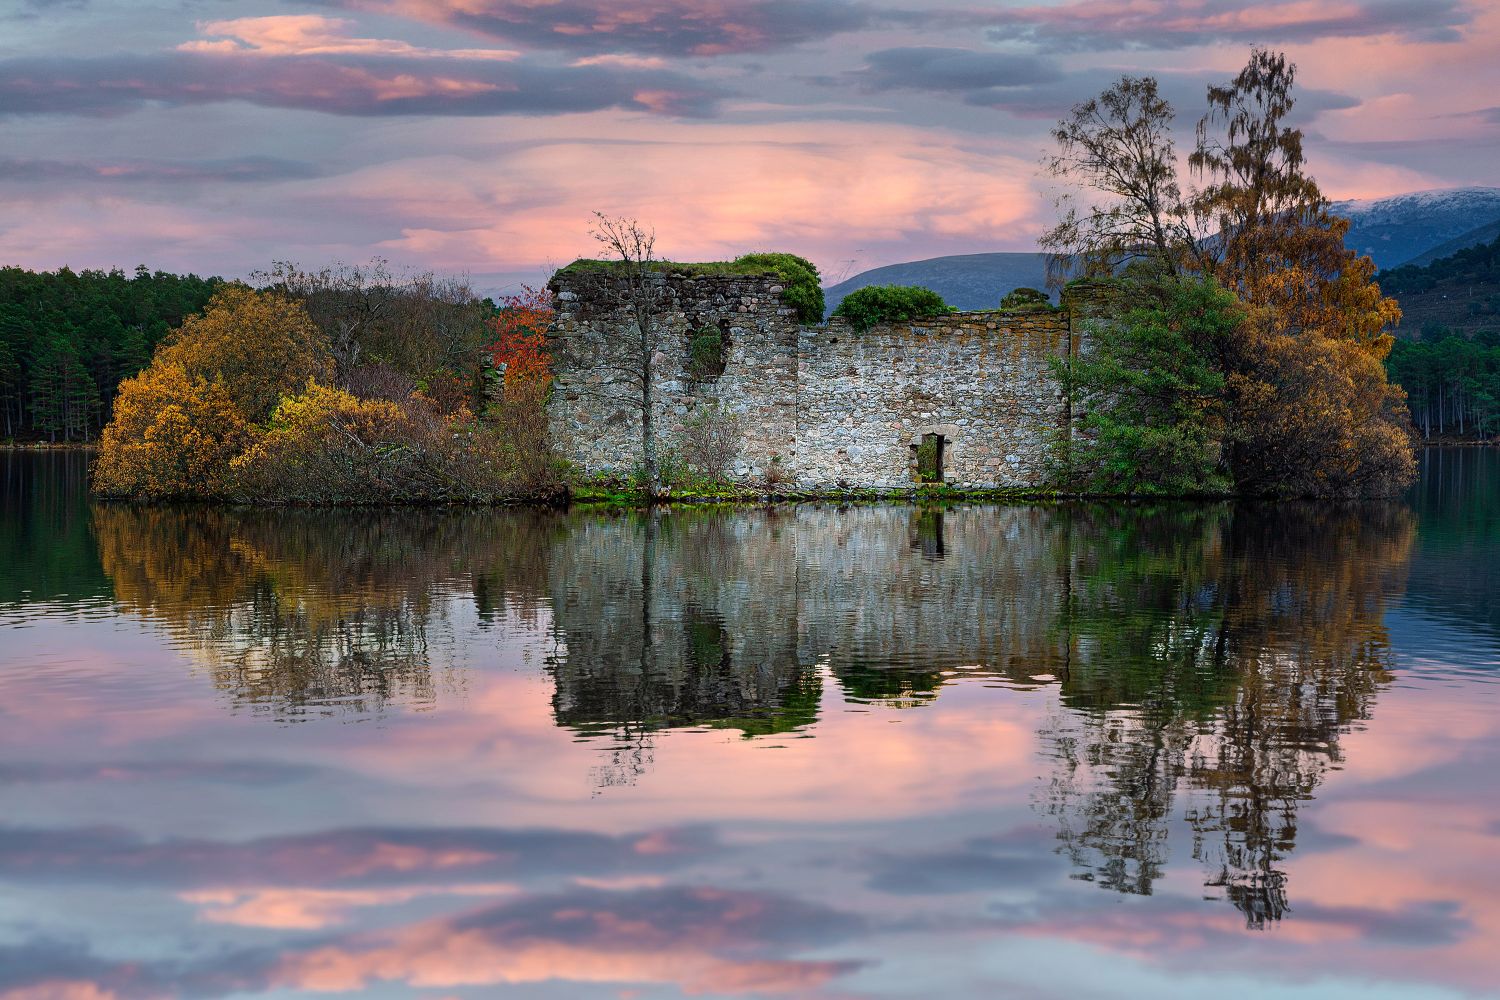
<box><xmin>915</xmin><ymin>433</ymin><xmax>945</xmax><ymax>484</ymax></box>
<box><xmin>686</xmin><ymin>324</ymin><xmax>728</xmax><ymax>382</ymax></box>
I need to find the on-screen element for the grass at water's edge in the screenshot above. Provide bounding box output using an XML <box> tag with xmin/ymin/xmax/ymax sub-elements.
<box><xmin>572</xmin><ymin>483</ymin><xmax>1060</xmax><ymax>507</ymax></box>
<box><xmin>82</xmin><ymin>483</ymin><xmax>1063</xmax><ymax>509</ymax></box>
<box><xmin>60</xmin><ymin>461</ymin><xmax>1431</xmax><ymax>508</ymax></box>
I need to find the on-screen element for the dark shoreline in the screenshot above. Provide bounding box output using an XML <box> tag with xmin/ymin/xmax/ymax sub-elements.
<box><xmin>1</xmin><ymin>442</ymin><xmax>99</xmax><ymax>451</ymax></box>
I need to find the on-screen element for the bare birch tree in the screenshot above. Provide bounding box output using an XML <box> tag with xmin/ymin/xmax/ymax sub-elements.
<box><xmin>1040</xmin><ymin>75</ymin><xmax>1200</xmax><ymax>285</ymax></box>
<box><xmin>569</xmin><ymin>213</ymin><xmax>669</xmax><ymax>497</ymax></box>
<box><xmin>254</xmin><ymin>259</ymin><xmax>489</xmax><ymax>397</ymax></box>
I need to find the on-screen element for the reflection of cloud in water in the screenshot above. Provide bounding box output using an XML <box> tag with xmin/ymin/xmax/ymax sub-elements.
<box><xmin>269</xmin><ymin>885</ymin><xmax>865</xmax><ymax>995</ymax></box>
<box><xmin>0</xmin><ymin>886</ymin><xmax>865</xmax><ymax>999</ymax></box>
<box><xmin>0</xmin><ymin>823</ymin><xmax>718</xmax><ymax>890</ymax></box>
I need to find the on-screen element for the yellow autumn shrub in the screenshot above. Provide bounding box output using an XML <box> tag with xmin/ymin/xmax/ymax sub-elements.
<box><xmin>228</xmin><ymin>381</ymin><xmax>421</xmax><ymax>503</ymax></box>
<box><xmin>1228</xmin><ymin>326</ymin><xmax>1415</xmax><ymax>499</ymax></box>
<box><xmin>94</xmin><ymin>287</ymin><xmax>333</xmax><ymax>498</ymax></box>
<box><xmin>227</xmin><ymin>381</ymin><xmax>555</xmax><ymax>503</ymax></box>
<box><xmin>95</xmin><ymin>284</ymin><xmax>557</xmax><ymax>503</ymax></box>
<box><xmin>155</xmin><ymin>285</ymin><xmax>333</xmax><ymax>422</ymax></box>
<box><xmin>92</xmin><ymin>363</ymin><xmax>252</xmax><ymax>499</ymax></box>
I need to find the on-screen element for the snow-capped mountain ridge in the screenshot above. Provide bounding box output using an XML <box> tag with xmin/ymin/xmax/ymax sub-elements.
<box><xmin>1332</xmin><ymin>187</ymin><xmax>1500</xmax><ymax>269</ymax></box>
<box><xmin>822</xmin><ymin>188</ymin><xmax>1500</xmax><ymax>312</ymax></box>
<box><xmin>1334</xmin><ymin>186</ymin><xmax>1500</xmax><ymax>218</ymax></box>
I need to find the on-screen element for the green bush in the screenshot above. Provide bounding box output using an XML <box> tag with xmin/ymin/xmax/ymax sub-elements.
<box><xmin>732</xmin><ymin>253</ymin><xmax>824</xmax><ymax>324</ymax></box>
<box><xmin>1001</xmin><ymin>287</ymin><xmax>1052</xmax><ymax>310</ymax></box>
<box><xmin>832</xmin><ymin>285</ymin><xmax>952</xmax><ymax>333</ymax></box>
<box><xmin>1049</xmin><ymin>276</ymin><xmax>1241</xmax><ymax>497</ymax></box>
<box><xmin>915</xmin><ymin>435</ymin><xmax>942</xmax><ymax>483</ymax></box>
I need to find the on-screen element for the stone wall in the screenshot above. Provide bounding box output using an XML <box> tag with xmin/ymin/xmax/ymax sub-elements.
<box><xmin>547</xmin><ymin>268</ymin><xmax>1106</xmax><ymax>490</ymax></box>
<box><xmin>547</xmin><ymin>270</ymin><xmax>800</xmax><ymax>481</ymax></box>
<box><xmin>794</xmin><ymin>311</ymin><xmax>1070</xmax><ymax>488</ymax></box>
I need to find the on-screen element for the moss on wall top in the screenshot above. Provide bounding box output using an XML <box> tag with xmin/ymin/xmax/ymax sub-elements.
<box><xmin>554</xmin><ymin>253</ymin><xmax>825</xmax><ymax>324</ymax></box>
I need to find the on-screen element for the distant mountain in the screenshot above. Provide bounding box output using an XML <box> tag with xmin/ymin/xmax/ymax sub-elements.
<box><xmin>823</xmin><ymin>252</ymin><xmax>1050</xmax><ymax>313</ymax></box>
<box><xmin>1404</xmin><ymin>218</ymin><xmax>1500</xmax><ymax>269</ymax></box>
<box><xmin>1334</xmin><ymin>187</ymin><xmax>1500</xmax><ymax>270</ymax></box>
<box><xmin>822</xmin><ymin>188</ymin><xmax>1500</xmax><ymax>315</ymax></box>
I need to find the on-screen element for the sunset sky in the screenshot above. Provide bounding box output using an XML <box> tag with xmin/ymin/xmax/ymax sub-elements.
<box><xmin>2</xmin><ymin>0</ymin><xmax>1498</xmax><ymax>291</ymax></box>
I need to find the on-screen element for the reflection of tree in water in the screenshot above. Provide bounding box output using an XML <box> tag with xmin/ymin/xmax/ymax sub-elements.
<box><xmin>836</xmin><ymin>660</ymin><xmax>944</xmax><ymax>708</ymax></box>
<box><xmin>91</xmin><ymin>505</ymin><xmax>557</xmax><ymax>719</ymax></box>
<box><xmin>0</xmin><ymin>451</ymin><xmax>111</xmax><ymax>608</ymax></box>
<box><xmin>1040</xmin><ymin>503</ymin><xmax>1414</xmax><ymax>927</ymax></box>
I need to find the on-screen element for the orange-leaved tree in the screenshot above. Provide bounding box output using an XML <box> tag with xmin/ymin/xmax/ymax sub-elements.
<box><xmin>1190</xmin><ymin>48</ymin><xmax>1413</xmax><ymax>496</ymax></box>
<box><xmin>94</xmin><ymin>287</ymin><xmax>332</xmax><ymax>498</ymax></box>
<box><xmin>483</xmin><ymin>285</ymin><xmax>557</xmax><ymax>489</ymax></box>
<box><xmin>486</xmin><ymin>285</ymin><xmax>554</xmax><ymax>393</ymax></box>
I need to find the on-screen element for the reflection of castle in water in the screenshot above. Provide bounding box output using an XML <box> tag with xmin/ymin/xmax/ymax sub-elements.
<box><xmin>545</xmin><ymin>506</ymin><xmax>1079</xmax><ymax>732</ymax></box>
<box><xmin>93</xmin><ymin>500</ymin><xmax>1413</xmax><ymax>926</ymax></box>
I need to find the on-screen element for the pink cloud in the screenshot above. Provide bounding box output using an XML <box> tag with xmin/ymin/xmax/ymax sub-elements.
<box><xmin>982</xmin><ymin>0</ymin><xmax>1474</xmax><ymax>51</ymax></box>
<box><xmin>179</xmin><ymin>15</ymin><xmax>520</xmax><ymax>61</ymax></box>
<box><xmin>180</xmin><ymin>883</ymin><xmax>518</xmax><ymax>929</ymax></box>
<box><xmin>322</xmin><ymin>118</ymin><xmax>1052</xmax><ymax>275</ymax></box>
<box><xmin>572</xmin><ymin>54</ymin><xmax>668</xmax><ymax>69</ymax></box>
<box><xmin>0</xmin><ymin>984</ymin><xmax>117</xmax><ymax>1000</ymax></box>
<box><xmin>0</xmin><ymin>50</ymin><xmax>725</xmax><ymax>118</ymax></box>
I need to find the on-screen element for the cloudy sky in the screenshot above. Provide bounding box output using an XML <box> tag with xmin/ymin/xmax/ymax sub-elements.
<box><xmin>2</xmin><ymin>0</ymin><xmax>1498</xmax><ymax>290</ymax></box>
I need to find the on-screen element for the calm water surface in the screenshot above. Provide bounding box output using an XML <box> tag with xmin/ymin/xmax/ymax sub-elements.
<box><xmin>2</xmin><ymin>450</ymin><xmax>1498</xmax><ymax>999</ymax></box>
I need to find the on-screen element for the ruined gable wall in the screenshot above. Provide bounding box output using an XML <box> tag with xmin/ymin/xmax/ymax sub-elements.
<box><xmin>548</xmin><ymin>270</ymin><xmax>800</xmax><ymax>480</ymax></box>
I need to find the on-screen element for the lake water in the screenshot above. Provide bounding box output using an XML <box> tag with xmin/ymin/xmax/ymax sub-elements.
<box><xmin>2</xmin><ymin>450</ymin><xmax>1498</xmax><ymax>999</ymax></box>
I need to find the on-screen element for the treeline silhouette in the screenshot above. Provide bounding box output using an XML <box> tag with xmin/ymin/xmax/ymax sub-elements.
<box><xmin>1380</xmin><ymin>233</ymin><xmax>1500</xmax><ymax>300</ymax></box>
<box><xmin>0</xmin><ymin>266</ymin><xmax>220</xmax><ymax>441</ymax></box>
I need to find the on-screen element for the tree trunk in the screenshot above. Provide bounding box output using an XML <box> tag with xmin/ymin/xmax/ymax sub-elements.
<box><xmin>637</xmin><ymin>311</ymin><xmax>660</xmax><ymax>498</ymax></box>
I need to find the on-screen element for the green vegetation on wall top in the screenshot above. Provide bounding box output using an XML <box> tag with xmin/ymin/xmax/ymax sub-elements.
<box><xmin>733</xmin><ymin>253</ymin><xmax>824</xmax><ymax>325</ymax></box>
<box><xmin>1000</xmin><ymin>287</ymin><xmax>1055</xmax><ymax>310</ymax></box>
<box><xmin>555</xmin><ymin>252</ymin><xmax>825</xmax><ymax>324</ymax></box>
<box><xmin>831</xmin><ymin>284</ymin><xmax>953</xmax><ymax>333</ymax></box>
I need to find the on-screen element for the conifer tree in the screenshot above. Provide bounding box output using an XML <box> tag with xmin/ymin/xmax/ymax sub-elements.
<box><xmin>28</xmin><ymin>335</ymin><xmax>69</xmax><ymax>442</ymax></box>
<box><xmin>0</xmin><ymin>338</ymin><xmax>19</xmax><ymax>438</ymax></box>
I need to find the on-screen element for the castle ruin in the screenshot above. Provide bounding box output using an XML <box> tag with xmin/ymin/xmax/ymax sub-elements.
<box><xmin>546</xmin><ymin>267</ymin><xmax>1109</xmax><ymax>490</ymax></box>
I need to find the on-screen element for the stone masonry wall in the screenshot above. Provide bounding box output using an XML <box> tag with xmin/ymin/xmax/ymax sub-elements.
<box><xmin>793</xmin><ymin>311</ymin><xmax>1069</xmax><ymax>488</ymax></box>
<box><xmin>547</xmin><ymin>270</ymin><xmax>801</xmax><ymax>481</ymax></box>
<box><xmin>547</xmin><ymin>270</ymin><xmax>1106</xmax><ymax>490</ymax></box>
